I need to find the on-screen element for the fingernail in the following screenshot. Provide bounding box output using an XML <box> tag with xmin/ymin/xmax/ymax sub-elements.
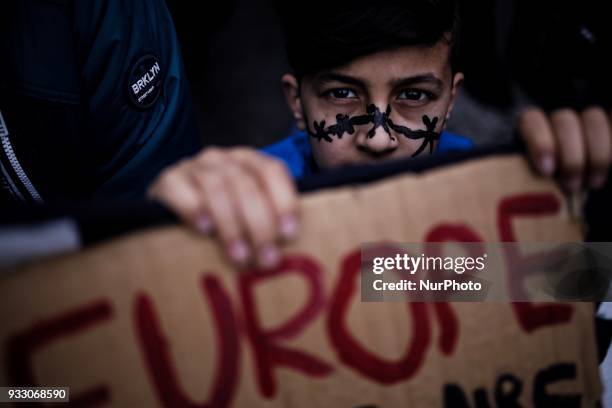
<box><xmin>538</xmin><ymin>156</ymin><xmax>555</xmax><ymax>177</ymax></box>
<box><xmin>196</xmin><ymin>215</ymin><xmax>213</xmax><ymax>234</ymax></box>
<box><xmin>257</xmin><ymin>245</ymin><xmax>281</xmax><ymax>269</ymax></box>
<box><xmin>590</xmin><ymin>174</ymin><xmax>606</xmax><ymax>189</ymax></box>
<box><xmin>566</xmin><ymin>177</ymin><xmax>581</xmax><ymax>192</ymax></box>
<box><xmin>280</xmin><ymin>214</ymin><xmax>299</xmax><ymax>240</ymax></box>
<box><xmin>228</xmin><ymin>240</ymin><xmax>251</xmax><ymax>265</ymax></box>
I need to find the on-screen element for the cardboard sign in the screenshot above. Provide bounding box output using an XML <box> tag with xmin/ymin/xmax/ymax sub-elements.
<box><xmin>0</xmin><ymin>155</ymin><xmax>602</xmax><ymax>407</ymax></box>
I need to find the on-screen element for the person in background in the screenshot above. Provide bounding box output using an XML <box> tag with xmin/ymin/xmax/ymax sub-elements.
<box><xmin>457</xmin><ymin>0</ymin><xmax>612</xmax><ymax>193</ymax></box>
<box><xmin>0</xmin><ymin>0</ymin><xmax>201</xmax><ymax>206</ymax></box>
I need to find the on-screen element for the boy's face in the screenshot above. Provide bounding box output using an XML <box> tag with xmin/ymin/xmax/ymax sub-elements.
<box><xmin>282</xmin><ymin>40</ymin><xmax>463</xmax><ymax>169</ymax></box>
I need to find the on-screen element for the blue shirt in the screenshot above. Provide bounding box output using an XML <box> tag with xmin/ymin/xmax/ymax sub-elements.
<box><xmin>262</xmin><ymin>130</ymin><xmax>474</xmax><ymax>180</ymax></box>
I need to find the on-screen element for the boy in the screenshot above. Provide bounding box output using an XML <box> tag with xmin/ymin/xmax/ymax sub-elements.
<box><xmin>148</xmin><ymin>0</ymin><xmax>611</xmax><ymax>269</ymax></box>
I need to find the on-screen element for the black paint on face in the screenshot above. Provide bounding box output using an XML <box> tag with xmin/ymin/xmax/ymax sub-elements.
<box><xmin>308</xmin><ymin>113</ymin><xmax>359</xmax><ymax>142</ymax></box>
<box><xmin>364</xmin><ymin>104</ymin><xmax>392</xmax><ymax>139</ymax></box>
<box><xmin>388</xmin><ymin>115</ymin><xmax>440</xmax><ymax>157</ymax></box>
<box><xmin>306</xmin><ymin>104</ymin><xmax>441</xmax><ymax>157</ymax></box>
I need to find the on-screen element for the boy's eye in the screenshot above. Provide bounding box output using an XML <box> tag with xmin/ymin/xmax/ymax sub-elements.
<box><xmin>326</xmin><ymin>88</ymin><xmax>358</xmax><ymax>99</ymax></box>
<box><xmin>398</xmin><ymin>89</ymin><xmax>432</xmax><ymax>102</ymax></box>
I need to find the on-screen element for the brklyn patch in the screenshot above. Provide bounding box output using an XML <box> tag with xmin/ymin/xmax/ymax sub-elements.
<box><xmin>127</xmin><ymin>54</ymin><xmax>163</xmax><ymax>109</ymax></box>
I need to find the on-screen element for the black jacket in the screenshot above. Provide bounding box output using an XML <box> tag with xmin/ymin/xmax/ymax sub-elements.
<box><xmin>0</xmin><ymin>0</ymin><xmax>200</xmax><ymax>206</ymax></box>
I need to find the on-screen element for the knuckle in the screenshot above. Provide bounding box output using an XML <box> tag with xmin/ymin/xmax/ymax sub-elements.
<box><xmin>200</xmin><ymin>172</ymin><xmax>225</xmax><ymax>195</ymax></box>
<box><xmin>552</xmin><ymin>108</ymin><xmax>578</xmax><ymax>121</ymax></box>
<box><xmin>268</xmin><ymin>157</ymin><xmax>288</xmax><ymax>173</ymax></box>
<box><xmin>199</xmin><ymin>147</ymin><xmax>225</xmax><ymax>163</ymax></box>
<box><xmin>157</xmin><ymin>170</ymin><xmax>182</xmax><ymax>191</ymax></box>
<box><xmin>236</xmin><ymin>173</ymin><xmax>260</xmax><ymax>197</ymax></box>
<box><xmin>234</xmin><ymin>146</ymin><xmax>256</xmax><ymax>156</ymax></box>
<box><xmin>228</xmin><ymin>147</ymin><xmax>255</xmax><ymax>161</ymax></box>
<box><xmin>262</xmin><ymin>158</ymin><xmax>291</xmax><ymax>184</ymax></box>
<box><xmin>261</xmin><ymin>158</ymin><xmax>283</xmax><ymax>177</ymax></box>
<box><xmin>520</xmin><ymin>107</ymin><xmax>541</xmax><ymax>122</ymax></box>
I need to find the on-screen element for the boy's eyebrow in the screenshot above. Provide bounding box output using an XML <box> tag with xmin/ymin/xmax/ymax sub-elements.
<box><xmin>390</xmin><ymin>74</ymin><xmax>444</xmax><ymax>91</ymax></box>
<box><xmin>315</xmin><ymin>72</ymin><xmax>368</xmax><ymax>89</ymax></box>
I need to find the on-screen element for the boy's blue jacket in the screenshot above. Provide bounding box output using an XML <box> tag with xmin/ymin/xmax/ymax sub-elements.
<box><xmin>263</xmin><ymin>130</ymin><xmax>474</xmax><ymax>180</ymax></box>
<box><xmin>0</xmin><ymin>0</ymin><xmax>200</xmax><ymax>204</ymax></box>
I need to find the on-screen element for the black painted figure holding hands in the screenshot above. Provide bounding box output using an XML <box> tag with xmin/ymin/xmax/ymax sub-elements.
<box><xmin>307</xmin><ymin>104</ymin><xmax>442</xmax><ymax>157</ymax></box>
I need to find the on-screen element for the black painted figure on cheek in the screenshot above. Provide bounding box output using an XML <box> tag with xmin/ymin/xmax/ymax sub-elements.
<box><xmin>309</xmin><ymin>112</ymin><xmax>369</xmax><ymax>141</ymax></box>
<box><xmin>306</xmin><ymin>105</ymin><xmax>441</xmax><ymax>157</ymax></box>
<box><xmin>327</xmin><ymin>114</ymin><xmax>358</xmax><ymax>138</ymax></box>
<box><xmin>310</xmin><ymin>120</ymin><xmax>334</xmax><ymax>142</ymax></box>
<box><xmin>388</xmin><ymin>115</ymin><xmax>440</xmax><ymax>156</ymax></box>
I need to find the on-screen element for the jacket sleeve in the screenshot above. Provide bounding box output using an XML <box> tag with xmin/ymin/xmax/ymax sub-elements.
<box><xmin>72</xmin><ymin>0</ymin><xmax>201</xmax><ymax>200</ymax></box>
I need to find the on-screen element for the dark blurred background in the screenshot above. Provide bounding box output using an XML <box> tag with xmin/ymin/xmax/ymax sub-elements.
<box><xmin>167</xmin><ymin>0</ymin><xmax>294</xmax><ymax>148</ymax></box>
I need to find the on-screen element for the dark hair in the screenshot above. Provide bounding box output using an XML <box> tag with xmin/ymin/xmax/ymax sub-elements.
<box><xmin>274</xmin><ymin>0</ymin><xmax>461</xmax><ymax>78</ymax></box>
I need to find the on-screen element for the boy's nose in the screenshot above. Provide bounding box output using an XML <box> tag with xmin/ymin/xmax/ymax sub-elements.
<box><xmin>355</xmin><ymin>125</ymin><xmax>399</xmax><ymax>156</ymax></box>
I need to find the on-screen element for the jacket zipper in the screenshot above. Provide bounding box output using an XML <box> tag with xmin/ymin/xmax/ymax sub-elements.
<box><xmin>0</xmin><ymin>110</ymin><xmax>44</xmax><ymax>204</ymax></box>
